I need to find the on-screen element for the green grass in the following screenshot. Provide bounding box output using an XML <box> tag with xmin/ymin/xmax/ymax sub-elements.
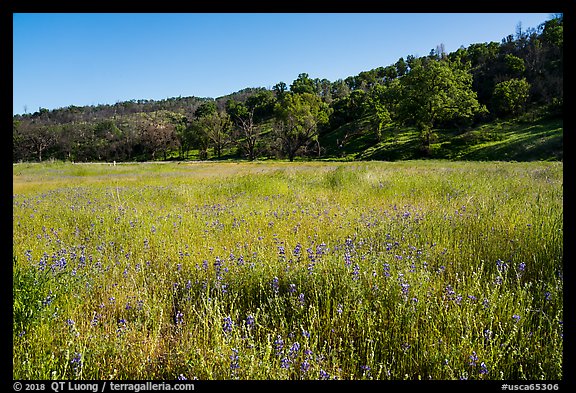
<box><xmin>13</xmin><ymin>161</ymin><xmax>563</xmax><ymax>380</ymax></box>
<box><xmin>320</xmin><ymin>115</ymin><xmax>562</xmax><ymax>162</ymax></box>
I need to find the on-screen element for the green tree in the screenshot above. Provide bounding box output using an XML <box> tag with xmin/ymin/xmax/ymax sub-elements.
<box><xmin>194</xmin><ymin>101</ymin><xmax>217</xmax><ymax>118</ymax></box>
<box><xmin>197</xmin><ymin>111</ymin><xmax>232</xmax><ymax>159</ymax></box>
<box><xmin>273</xmin><ymin>82</ymin><xmax>288</xmax><ymax>101</ymax></box>
<box><xmin>368</xmin><ymin>81</ymin><xmax>400</xmax><ymax>141</ymax></box>
<box><xmin>397</xmin><ymin>58</ymin><xmax>485</xmax><ymax>154</ymax></box>
<box><xmin>492</xmin><ymin>78</ymin><xmax>531</xmax><ymax>116</ymax></box>
<box><xmin>290</xmin><ymin>73</ymin><xmax>316</xmax><ymax>95</ymax></box>
<box><xmin>504</xmin><ymin>54</ymin><xmax>526</xmax><ymax>77</ymax></box>
<box><xmin>274</xmin><ymin>92</ymin><xmax>331</xmax><ymax>161</ymax></box>
<box><xmin>245</xmin><ymin>90</ymin><xmax>276</xmax><ymax>121</ymax></box>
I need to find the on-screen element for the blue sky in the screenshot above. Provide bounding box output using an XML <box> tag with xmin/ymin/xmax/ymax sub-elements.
<box><xmin>13</xmin><ymin>13</ymin><xmax>554</xmax><ymax>115</ymax></box>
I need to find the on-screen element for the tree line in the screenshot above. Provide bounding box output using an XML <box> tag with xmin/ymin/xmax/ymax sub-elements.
<box><xmin>13</xmin><ymin>16</ymin><xmax>562</xmax><ymax>162</ymax></box>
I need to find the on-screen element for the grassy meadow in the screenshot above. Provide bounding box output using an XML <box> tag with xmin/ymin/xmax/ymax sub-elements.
<box><xmin>13</xmin><ymin>160</ymin><xmax>563</xmax><ymax>380</ymax></box>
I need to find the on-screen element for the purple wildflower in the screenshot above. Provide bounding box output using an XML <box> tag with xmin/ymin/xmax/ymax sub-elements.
<box><xmin>383</xmin><ymin>263</ymin><xmax>390</xmax><ymax>277</ymax></box>
<box><xmin>245</xmin><ymin>314</ymin><xmax>255</xmax><ymax>329</ymax></box>
<box><xmin>518</xmin><ymin>262</ymin><xmax>526</xmax><ymax>272</ymax></box>
<box><xmin>469</xmin><ymin>351</ymin><xmax>478</xmax><ymax>367</ymax></box>
<box><xmin>222</xmin><ymin>316</ymin><xmax>234</xmax><ymax>334</ymax></box>
<box><xmin>496</xmin><ymin>259</ymin><xmax>508</xmax><ymax>272</ymax></box>
<box><xmin>344</xmin><ymin>252</ymin><xmax>352</xmax><ymax>267</ymax></box>
<box><xmin>293</xmin><ymin>243</ymin><xmax>302</xmax><ymax>257</ymax></box>
<box><xmin>272</xmin><ymin>276</ymin><xmax>279</xmax><ymax>295</ymax></box>
<box><xmin>274</xmin><ymin>335</ymin><xmax>284</xmax><ymax>355</ymax></box>
<box><xmin>175</xmin><ymin>311</ymin><xmax>184</xmax><ymax>325</ymax></box>
<box><xmin>298</xmin><ymin>293</ymin><xmax>305</xmax><ymax>306</ymax></box>
<box><xmin>289</xmin><ymin>342</ymin><xmax>301</xmax><ymax>357</ymax></box>
<box><xmin>280</xmin><ymin>357</ymin><xmax>291</xmax><ymax>369</ymax></box>
<box><xmin>400</xmin><ymin>282</ymin><xmax>410</xmax><ymax>296</ymax></box>
<box><xmin>70</xmin><ymin>352</ymin><xmax>82</xmax><ymax>373</ymax></box>
<box><xmin>229</xmin><ymin>348</ymin><xmax>240</xmax><ymax>371</ymax></box>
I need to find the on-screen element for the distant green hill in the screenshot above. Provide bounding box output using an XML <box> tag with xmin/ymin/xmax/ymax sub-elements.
<box><xmin>319</xmin><ymin>114</ymin><xmax>562</xmax><ymax>162</ymax></box>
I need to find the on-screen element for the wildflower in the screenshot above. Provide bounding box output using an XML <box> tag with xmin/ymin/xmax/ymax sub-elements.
<box><xmin>245</xmin><ymin>314</ymin><xmax>255</xmax><ymax>329</ymax></box>
<box><xmin>214</xmin><ymin>257</ymin><xmax>222</xmax><ymax>277</ymax></box>
<box><xmin>175</xmin><ymin>311</ymin><xmax>184</xmax><ymax>325</ymax></box>
<box><xmin>352</xmin><ymin>264</ymin><xmax>360</xmax><ymax>280</ymax></box>
<box><xmin>469</xmin><ymin>351</ymin><xmax>478</xmax><ymax>367</ymax></box>
<box><xmin>293</xmin><ymin>243</ymin><xmax>302</xmax><ymax>257</ymax></box>
<box><xmin>512</xmin><ymin>314</ymin><xmax>521</xmax><ymax>323</ymax></box>
<box><xmin>383</xmin><ymin>263</ymin><xmax>390</xmax><ymax>277</ymax></box>
<box><xmin>280</xmin><ymin>357</ymin><xmax>291</xmax><ymax>368</ymax></box>
<box><xmin>42</xmin><ymin>291</ymin><xmax>54</xmax><ymax>306</ymax></box>
<box><xmin>70</xmin><ymin>352</ymin><xmax>82</xmax><ymax>373</ymax></box>
<box><xmin>289</xmin><ymin>283</ymin><xmax>297</xmax><ymax>294</ymax></box>
<box><xmin>361</xmin><ymin>365</ymin><xmax>372</xmax><ymax>378</ymax></box>
<box><xmin>319</xmin><ymin>369</ymin><xmax>330</xmax><ymax>380</ymax></box>
<box><xmin>91</xmin><ymin>314</ymin><xmax>101</xmax><ymax>327</ymax></box>
<box><xmin>400</xmin><ymin>282</ymin><xmax>410</xmax><ymax>296</ymax></box>
<box><xmin>483</xmin><ymin>329</ymin><xmax>492</xmax><ymax>342</ymax></box>
<box><xmin>289</xmin><ymin>342</ymin><xmax>301</xmax><ymax>357</ymax></box>
<box><xmin>298</xmin><ymin>293</ymin><xmax>305</xmax><ymax>306</ymax></box>
<box><xmin>480</xmin><ymin>362</ymin><xmax>488</xmax><ymax>375</ymax></box>
<box><xmin>301</xmin><ymin>360</ymin><xmax>310</xmax><ymax>373</ymax></box>
<box><xmin>544</xmin><ymin>292</ymin><xmax>552</xmax><ymax>301</ymax></box>
<box><xmin>336</xmin><ymin>304</ymin><xmax>343</xmax><ymax>315</ymax></box>
<box><xmin>496</xmin><ymin>259</ymin><xmax>508</xmax><ymax>272</ymax></box>
<box><xmin>272</xmin><ymin>276</ymin><xmax>279</xmax><ymax>295</ymax></box>
<box><xmin>222</xmin><ymin>316</ymin><xmax>234</xmax><ymax>334</ymax></box>
<box><xmin>316</xmin><ymin>243</ymin><xmax>327</xmax><ymax>257</ymax></box>
<box><xmin>274</xmin><ymin>335</ymin><xmax>284</xmax><ymax>355</ymax></box>
<box><xmin>229</xmin><ymin>348</ymin><xmax>240</xmax><ymax>370</ymax></box>
<box><xmin>307</xmin><ymin>262</ymin><xmax>315</xmax><ymax>275</ymax></box>
<box><xmin>455</xmin><ymin>295</ymin><xmax>463</xmax><ymax>305</ymax></box>
<box><xmin>518</xmin><ymin>262</ymin><xmax>526</xmax><ymax>272</ymax></box>
<box><xmin>344</xmin><ymin>252</ymin><xmax>352</xmax><ymax>267</ymax></box>
<box><xmin>177</xmin><ymin>374</ymin><xmax>187</xmax><ymax>380</ymax></box>
<box><xmin>302</xmin><ymin>329</ymin><xmax>310</xmax><ymax>339</ymax></box>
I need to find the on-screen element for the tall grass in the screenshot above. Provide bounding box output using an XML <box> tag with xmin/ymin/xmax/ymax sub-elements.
<box><xmin>13</xmin><ymin>161</ymin><xmax>563</xmax><ymax>380</ymax></box>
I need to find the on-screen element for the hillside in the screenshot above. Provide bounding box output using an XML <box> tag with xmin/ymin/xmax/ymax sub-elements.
<box><xmin>319</xmin><ymin>114</ymin><xmax>562</xmax><ymax>162</ymax></box>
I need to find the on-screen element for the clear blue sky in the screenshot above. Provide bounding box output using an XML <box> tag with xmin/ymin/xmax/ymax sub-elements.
<box><xmin>13</xmin><ymin>13</ymin><xmax>554</xmax><ymax>115</ymax></box>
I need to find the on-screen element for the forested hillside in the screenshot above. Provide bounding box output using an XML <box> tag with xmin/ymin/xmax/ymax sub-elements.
<box><xmin>12</xmin><ymin>16</ymin><xmax>562</xmax><ymax>163</ymax></box>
